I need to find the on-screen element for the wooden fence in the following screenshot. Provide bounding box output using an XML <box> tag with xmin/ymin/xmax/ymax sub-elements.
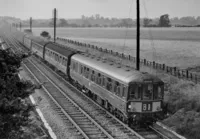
<box><xmin>57</xmin><ymin>37</ymin><xmax>200</xmax><ymax>84</ymax></box>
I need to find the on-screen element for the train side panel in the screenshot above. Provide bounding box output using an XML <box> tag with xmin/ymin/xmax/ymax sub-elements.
<box><xmin>70</xmin><ymin>70</ymin><xmax>127</xmax><ymax>115</ymax></box>
<box><xmin>23</xmin><ymin>36</ymin><xmax>32</xmax><ymax>49</ymax></box>
<box><xmin>45</xmin><ymin>48</ymin><xmax>67</xmax><ymax>73</ymax></box>
<box><xmin>31</xmin><ymin>41</ymin><xmax>44</xmax><ymax>58</ymax></box>
<box><xmin>44</xmin><ymin>43</ymin><xmax>78</xmax><ymax>75</ymax></box>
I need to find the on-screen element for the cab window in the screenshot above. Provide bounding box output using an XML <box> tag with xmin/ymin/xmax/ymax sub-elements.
<box><xmin>129</xmin><ymin>85</ymin><xmax>141</xmax><ymax>100</ymax></box>
<box><xmin>154</xmin><ymin>84</ymin><xmax>163</xmax><ymax>99</ymax></box>
<box><xmin>122</xmin><ymin>86</ymin><xmax>127</xmax><ymax>99</ymax></box>
<box><xmin>143</xmin><ymin>84</ymin><xmax>153</xmax><ymax>100</ymax></box>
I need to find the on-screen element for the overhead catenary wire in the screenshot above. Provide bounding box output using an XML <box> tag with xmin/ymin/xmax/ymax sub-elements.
<box><xmin>120</xmin><ymin>0</ymin><xmax>134</xmax><ymax>65</ymax></box>
<box><xmin>142</xmin><ymin>0</ymin><xmax>157</xmax><ymax>75</ymax></box>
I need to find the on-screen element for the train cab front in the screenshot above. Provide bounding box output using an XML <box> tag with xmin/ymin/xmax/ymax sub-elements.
<box><xmin>127</xmin><ymin>82</ymin><xmax>164</xmax><ymax>126</ymax></box>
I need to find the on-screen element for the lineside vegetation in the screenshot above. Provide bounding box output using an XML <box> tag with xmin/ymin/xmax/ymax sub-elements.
<box><xmin>0</xmin><ymin>48</ymin><xmax>37</xmax><ymax>138</ymax></box>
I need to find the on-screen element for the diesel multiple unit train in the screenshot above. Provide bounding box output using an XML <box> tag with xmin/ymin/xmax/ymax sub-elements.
<box><xmin>13</xmin><ymin>31</ymin><xmax>164</xmax><ymax>126</ymax></box>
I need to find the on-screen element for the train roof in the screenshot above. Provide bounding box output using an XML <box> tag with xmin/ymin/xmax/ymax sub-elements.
<box><xmin>24</xmin><ymin>34</ymin><xmax>47</xmax><ymax>46</ymax></box>
<box><xmin>71</xmin><ymin>53</ymin><xmax>163</xmax><ymax>84</ymax></box>
<box><xmin>45</xmin><ymin>42</ymin><xmax>78</xmax><ymax>57</ymax></box>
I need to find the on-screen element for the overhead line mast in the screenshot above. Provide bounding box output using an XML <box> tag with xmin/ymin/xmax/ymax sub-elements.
<box><xmin>136</xmin><ymin>0</ymin><xmax>140</xmax><ymax>71</ymax></box>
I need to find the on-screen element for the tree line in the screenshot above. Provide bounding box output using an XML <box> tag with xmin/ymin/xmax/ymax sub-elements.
<box><xmin>10</xmin><ymin>14</ymin><xmax>200</xmax><ymax>28</ymax></box>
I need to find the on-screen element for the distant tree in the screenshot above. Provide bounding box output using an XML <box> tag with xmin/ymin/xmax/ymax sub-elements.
<box><xmin>40</xmin><ymin>31</ymin><xmax>51</xmax><ymax>39</ymax></box>
<box><xmin>59</xmin><ymin>18</ymin><xmax>68</xmax><ymax>27</ymax></box>
<box><xmin>196</xmin><ymin>16</ymin><xmax>200</xmax><ymax>25</ymax></box>
<box><xmin>143</xmin><ymin>18</ymin><xmax>152</xmax><ymax>27</ymax></box>
<box><xmin>95</xmin><ymin>14</ymin><xmax>100</xmax><ymax>19</ymax></box>
<box><xmin>48</xmin><ymin>18</ymin><xmax>54</xmax><ymax>27</ymax></box>
<box><xmin>81</xmin><ymin>15</ymin><xmax>85</xmax><ymax>20</ymax></box>
<box><xmin>159</xmin><ymin>14</ymin><xmax>171</xmax><ymax>27</ymax></box>
<box><xmin>179</xmin><ymin>16</ymin><xmax>197</xmax><ymax>26</ymax></box>
<box><xmin>120</xmin><ymin>18</ymin><xmax>134</xmax><ymax>27</ymax></box>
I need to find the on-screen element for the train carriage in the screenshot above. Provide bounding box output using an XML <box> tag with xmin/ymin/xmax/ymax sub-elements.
<box><xmin>30</xmin><ymin>37</ymin><xmax>47</xmax><ymax>58</ymax></box>
<box><xmin>44</xmin><ymin>43</ymin><xmax>78</xmax><ymax>75</ymax></box>
<box><xmin>70</xmin><ymin>53</ymin><xmax>164</xmax><ymax>124</ymax></box>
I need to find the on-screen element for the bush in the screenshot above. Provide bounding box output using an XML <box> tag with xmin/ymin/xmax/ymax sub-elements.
<box><xmin>0</xmin><ymin>49</ymin><xmax>35</xmax><ymax>138</ymax></box>
<box><xmin>40</xmin><ymin>31</ymin><xmax>51</xmax><ymax>39</ymax></box>
<box><xmin>163</xmin><ymin>80</ymin><xmax>200</xmax><ymax>139</ymax></box>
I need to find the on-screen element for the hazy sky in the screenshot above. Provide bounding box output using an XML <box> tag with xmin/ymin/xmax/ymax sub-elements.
<box><xmin>0</xmin><ymin>0</ymin><xmax>199</xmax><ymax>20</ymax></box>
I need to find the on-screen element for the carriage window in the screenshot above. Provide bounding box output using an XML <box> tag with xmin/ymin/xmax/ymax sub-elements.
<box><xmin>97</xmin><ymin>73</ymin><xmax>101</xmax><ymax>85</ymax></box>
<box><xmin>65</xmin><ymin>58</ymin><xmax>67</xmax><ymax>66</ymax></box>
<box><xmin>102</xmin><ymin>76</ymin><xmax>105</xmax><ymax>87</ymax></box>
<box><xmin>122</xmin><ymin>86</ymin><xmax>127</xmax><ymax>98</ymax></box>
<box><xmin>85</xmin><ymin>67</ymin><xmax>89</xmax><ymax>78</ymax></box>
<box><xmin>80</xmin><ymin>65</ymin><xmax>83</xmax><ymax>74</ymax></box>
<box><xmin>143</xmin><ymin>84</ymin><xmax>153</xmax><ymax>100</ymax></box>
<box><xmin>75</xmin><ymin>63</ymin><xmax>78</xmax><ymax>72</ymax></box>
<box><xmin>83</xmin><ymin>66</ymin><xmax>86</xmax><ymax>77</ymax></box>
<box><xmin>91</xmin><ymin>70</ymin><xmax>95</xmax><ymax>81</ymax></box>
<box><xmin>114</xmin><ymin>81</ymin><xmax>120</xmax><ymax>96</ymax></box>
<box><xmin>106</xmin><ymin>78</ymin><xmax>112</xmax><ymax>91</ymax></box>
<box><xmin>59</xmin><ymin>56</ymin><xmax>62</xmax><ymax>63</ymax></box>
<box><xmin>62</xmin><ymin>58</ymin><xmax>65</xmax><ymax>65</ymax></box>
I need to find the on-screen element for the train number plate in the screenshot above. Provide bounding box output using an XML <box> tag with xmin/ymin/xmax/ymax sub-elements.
<box><xmin>142</xmin><ymin>102</ymin><xmax>152</xmax><ymax>112</ymax></box>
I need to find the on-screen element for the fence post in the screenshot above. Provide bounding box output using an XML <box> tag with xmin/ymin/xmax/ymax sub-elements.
<box><xmin>122</xmin><ymin>53</ymin><xmax>124</xmax><ymax>58</ymax></box>
<box><xmin>195</xmin><ymin>75</ymin><xmax>198</xmax><ymax>83</ymax></box>
<box><xmin>152</xmin><ymin>61</ymin><xmax>154</xmax><ymax>68</ymax></box>
<box><xmin>144</xmin><ymin>59</ymin><xmax>146</xmax><ymax>66</ymax></box>
<box><xmin>169</xmin><ymin>67</ymin><xmax>172</xmax><ymax>75</ymax></box>
<box><xmin>190</xmin><ymin>73</ymin><xmax>193</xmax><ymax>80</ymax></box>
<box><xmin>186</xmin><ymin>70</ymin><xmax>189</xmax><ymax>79</ymax></box>
<box><xmin>153</xmin><ymin>62</ymin><xmax>155</xmax><ymax>69</ymax></box>
<box><xmin>105</xmin><ymin>49</ymin><xmax>107</xmax><ymax>53</ymax></box>
<box><xmin>167</xmin><ymin>66</ymin><xmax>169</xmax><ymax>73</ymax></box>
<box><xmin>182</xmin><ymin>70</ymin><xmax>184</xmax><ymax>78</ymax></box>
<box><xmin>177</xmin><ymin>69</ymin><xmax>180</xmax><ymax>78</ymax></box>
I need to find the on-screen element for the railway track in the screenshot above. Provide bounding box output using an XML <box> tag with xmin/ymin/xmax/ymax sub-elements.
<box><xmin>1</xmin><ymin>30</ymin><xmax>182</xmax><ymax>139</ymax></box>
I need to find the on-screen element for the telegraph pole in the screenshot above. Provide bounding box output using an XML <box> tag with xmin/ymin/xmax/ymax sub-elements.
<box><xmin>53</xmin><ymin>8</ymin><xmax>57</xmax><ymax>43</ymax></box>
<box><xmin>30</xmin><ymin>17</ymin><xmax>32</xmax><ymax>32</ymax></box>
<box><xmin>136</xmin><ymin>0</ymin><xmax>140</xmax><ymax>71</ymax></box>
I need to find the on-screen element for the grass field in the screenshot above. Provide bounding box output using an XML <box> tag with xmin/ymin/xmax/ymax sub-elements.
<box><xmin>30</xmin><ymin>27</ymin><xmax>200</xmax><ymax>69</ymax></box>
